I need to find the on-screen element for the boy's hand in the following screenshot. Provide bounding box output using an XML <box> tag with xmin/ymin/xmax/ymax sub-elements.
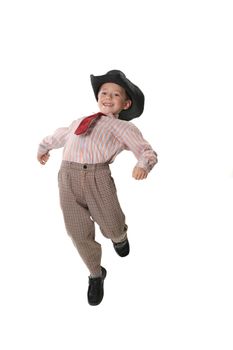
<box><xmin>132</xmin><ymin>166</ymin><xmax>148</xmax><ymax>180</ymax></box>
<box><xmin>37</xmin><ymin>152</ymin><xmax>50</xmax><ymax>165</ymax></box>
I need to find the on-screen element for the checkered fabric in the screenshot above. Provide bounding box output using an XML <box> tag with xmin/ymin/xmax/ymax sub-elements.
<box><xmin>58</xmin><ymin>161</ymin><xmax>127</xmax><ymax>276</ymax></box>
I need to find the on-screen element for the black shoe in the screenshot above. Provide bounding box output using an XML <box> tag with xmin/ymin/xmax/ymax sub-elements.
<box><xmin>112</xmin><ymin>238</ymin><xmax>130</xmax><ymax>257</ymax></box>
<box><xmin>87</xmin><ymin>267</ymin><xmax>107</xmax><ymax>306</ymax></box>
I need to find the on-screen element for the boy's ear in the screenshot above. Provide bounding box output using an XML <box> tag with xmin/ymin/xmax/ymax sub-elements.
<box><xmin>123</xmin><ymin>99</ymin><xmax>132</xmax><ymax>110</ymax></box>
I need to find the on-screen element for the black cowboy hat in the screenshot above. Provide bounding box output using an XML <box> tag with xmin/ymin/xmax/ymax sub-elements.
<box><xmin>90</xmin><ymin>70</ymin><xmax>144</xmax><ymax>121</ymax></box>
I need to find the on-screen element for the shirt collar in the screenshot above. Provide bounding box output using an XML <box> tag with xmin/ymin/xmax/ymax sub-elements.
<box><xmin>104</xmin><ymin>113</ymin><xmax>119</xmax><ymax>119</ymax></box>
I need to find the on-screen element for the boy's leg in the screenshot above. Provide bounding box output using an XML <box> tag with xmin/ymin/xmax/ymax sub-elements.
<box><xmin>85</xmin><ymin>167</ymin><xmax>128</xmax><ymax>243</ymax></box>
<box><xmin>58</xmin><ymin>166</ymin><xmax>102</xmax><ymax>277</ymax></box>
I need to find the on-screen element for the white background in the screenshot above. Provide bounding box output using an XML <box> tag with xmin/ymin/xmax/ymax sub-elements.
<box><xmin>0</xmin><ymin>0</ymin><xmax>233</xmax><ymax>349</ymax></box>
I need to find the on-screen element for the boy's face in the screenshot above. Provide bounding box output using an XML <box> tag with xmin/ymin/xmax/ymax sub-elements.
<box><xmin>97</xmin><ymin>82</ymin><xmax>132</xmax><ymax>116</ymax></box>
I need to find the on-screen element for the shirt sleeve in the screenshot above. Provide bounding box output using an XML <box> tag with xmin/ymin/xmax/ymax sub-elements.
<box><xmin>122</xmin><ymin>123</ymin><xmax>158</xmax><ymax>172</ymax></box>
<box><xmin>37</xmin><ymin>120</ymin><xmax>77</xmax><ymax>155</ymax></box>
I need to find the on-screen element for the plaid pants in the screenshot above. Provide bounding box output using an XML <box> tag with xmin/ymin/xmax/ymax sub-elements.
<box><xmin>58</xmin><ymin>161</ymin><xmax>127</xmax><ymax>276</ymax></box>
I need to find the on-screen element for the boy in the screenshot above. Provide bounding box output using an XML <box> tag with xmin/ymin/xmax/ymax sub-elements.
<box><xmin>37</xmin><ymin>70</ymin><xmax>158</xmax><ymax>305</ymax></box>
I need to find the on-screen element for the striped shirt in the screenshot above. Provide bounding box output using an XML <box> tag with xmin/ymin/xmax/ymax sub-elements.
<box><xmin>38</xmin><ymin>113</ymin><xmax>158</xmax><ymax>172</ymax></box>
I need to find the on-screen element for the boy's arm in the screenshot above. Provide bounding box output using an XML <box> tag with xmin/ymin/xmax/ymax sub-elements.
<box><xmin>122</xmin><ymin>124</ymin><xmax>158</xmax><ymax>178</ymax></box>
<box><xmin>37</xmin><ymin>120</ymin><xmax>77</xmax><ymax>163</ymax></box>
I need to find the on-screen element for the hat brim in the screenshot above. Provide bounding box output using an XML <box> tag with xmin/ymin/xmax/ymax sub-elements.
<box><xmin>90</xmin><ymin>71</ymin><xmax>144</xmax><ymax>121</ymax></box>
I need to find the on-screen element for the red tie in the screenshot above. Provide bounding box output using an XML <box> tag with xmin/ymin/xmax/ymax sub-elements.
<box><xmin>74</xmin><ymin>112</ymin><xmax>105</xmax><ymax>135</ymax></box>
